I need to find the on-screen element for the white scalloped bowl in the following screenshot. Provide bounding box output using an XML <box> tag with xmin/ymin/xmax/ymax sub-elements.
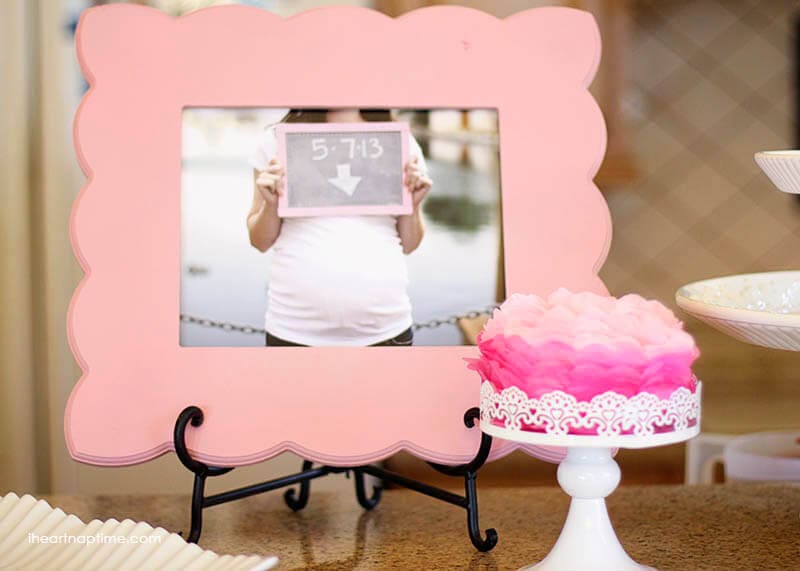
<box><xmin>676</xmin><ymin>271</ymin><xmax>800</xmax><ymax>351</ymax></box>
<box><xmin>754</xmin><ymin>150</ymin><xmax>800</xmax><ymax>194</ymax></box>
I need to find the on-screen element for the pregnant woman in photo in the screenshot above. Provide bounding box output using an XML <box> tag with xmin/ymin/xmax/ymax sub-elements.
<box><xmin>247</xmin><ymin>109</ymin><xmax>432</xmax><ymax>347</ymax></box>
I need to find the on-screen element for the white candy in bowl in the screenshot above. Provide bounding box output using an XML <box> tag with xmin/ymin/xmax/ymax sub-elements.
<box><xmin>676</xmin><ymin>271</ymin><xmax>800</xmax><ymax>351</ymax></box>
<box><xmin>754</xmin><ymin>151</ymin><xmax>800</xmax><ymax>194</ymax></box>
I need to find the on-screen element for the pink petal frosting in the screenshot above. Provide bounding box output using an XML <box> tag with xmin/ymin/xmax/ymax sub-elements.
<box><xmin>469</xmin><ymin>289</ymin><xmax>699</xmax><ymax>401</ymax></box>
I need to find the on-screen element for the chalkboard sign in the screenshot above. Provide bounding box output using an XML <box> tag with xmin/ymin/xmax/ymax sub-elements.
<box><xmin>275</xmin><ymin>121</ymin><xmax>412</xmax><ymax>217</ymax></box>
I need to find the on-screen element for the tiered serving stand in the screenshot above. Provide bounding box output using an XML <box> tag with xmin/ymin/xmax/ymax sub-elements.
<box><xmin>480</xmin><ymin>380</ymin><xmax>701</xmax><ymax>571</ymax></box>
<box><xmin>675</xmin><ymin>151</ymin><xmax>800</xmax><ymax>352</ymax></box>
<box><xmin>676</xmin><ymin>152</ymin><xmax>800</xmax><ymax>352</ymax></box>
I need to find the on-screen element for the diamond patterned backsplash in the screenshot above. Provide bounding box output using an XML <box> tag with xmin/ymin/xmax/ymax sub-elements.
<box><xmin>602</xmin><ymin>0</ymin><xmax>800</xmax><ymax>310</ymax></box>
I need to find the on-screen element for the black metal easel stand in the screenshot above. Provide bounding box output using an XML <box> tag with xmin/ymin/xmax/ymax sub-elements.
<box><xmin>173</xmin><ymin>406</ymin><xmax>497</xmax><ymax>551</ymax></box>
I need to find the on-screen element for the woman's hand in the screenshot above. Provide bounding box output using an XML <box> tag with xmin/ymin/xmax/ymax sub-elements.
<box><xmin>404</xmin><ymin>156</ymin><xmax>432</xmax><ymax>211</ymax></box>
<box><xmin>248</xmin><ymin>163</ymin><xmax>283</xmax><ymax>252</ymax></box>
<box><xmin>255</xmin><ymin>158</ymin><xmax>286</xmax><ymax>208</ymax></box>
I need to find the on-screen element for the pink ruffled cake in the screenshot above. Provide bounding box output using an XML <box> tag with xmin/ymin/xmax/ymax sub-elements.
<box><xmin>471</xmin><ymin>289</ymin><xmax>700</xmax><ymax>437</ymax></box>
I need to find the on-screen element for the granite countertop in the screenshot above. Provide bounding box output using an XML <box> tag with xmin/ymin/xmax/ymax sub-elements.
<box><xmin>45</xmin><ymin>484</ymin><xmax>799</xmax><ymax>570</ymax></box>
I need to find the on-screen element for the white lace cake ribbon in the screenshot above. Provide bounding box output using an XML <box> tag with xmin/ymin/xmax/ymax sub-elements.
<box><xmin>480</xmin><ymin>381</ymin><xmax>701</xmax><ymax>437</ymax></box>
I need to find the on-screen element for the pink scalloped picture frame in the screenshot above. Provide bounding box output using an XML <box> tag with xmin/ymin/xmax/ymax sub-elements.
<box><xmin>67</xmin><ymin>4</ymin><xmax>610</xmax><ymax>467</ymax></box>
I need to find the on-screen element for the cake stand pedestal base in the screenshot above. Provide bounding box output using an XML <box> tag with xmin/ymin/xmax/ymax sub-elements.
<box><xmin>524</xmin><ymin>447</ymin><xmax>653</xmax><ymax>571</ymax></box>
<box><xmin>480</xmin><ymin>380</ymin><xmax>700</xmax><ymax>570</ymax></box>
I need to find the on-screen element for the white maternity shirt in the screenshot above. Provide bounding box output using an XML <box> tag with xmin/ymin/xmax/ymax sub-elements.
<box><xmin>249</xmin><ymin>125</ymin><xmax>427</xmax><ymax>346</ymax></box>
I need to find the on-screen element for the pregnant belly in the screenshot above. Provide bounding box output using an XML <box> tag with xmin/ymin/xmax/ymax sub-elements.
<box><xmin>267</xmin><ymin>241</ymin><xmax>411</xmax><ymax>332</ymax></box>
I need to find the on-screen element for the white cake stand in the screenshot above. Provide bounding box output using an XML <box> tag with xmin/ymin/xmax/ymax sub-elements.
<box><xmin>480</xmin><ymin>381</ymin><xmax>701</xmax><ymax>571</ymax></box>
<box><xmin>672</xmin><ymin>152</ymin><xmax>800</xmax><ymax>485</ymax></box>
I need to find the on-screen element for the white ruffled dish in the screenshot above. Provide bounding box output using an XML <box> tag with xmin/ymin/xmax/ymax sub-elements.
<box><xmin>0</xmin><ymin>493</ymin><xmax>278</xmax><ymax>570</ymax></box>
<box><xmin>754</xmin><ymin>150</ymin><xmax>800</xmax><ymax>194</ymax></box>
<box><xmin>676</xmin><ymin>271</ymin><xmax>800</xmax><ymax>351</ymax></box>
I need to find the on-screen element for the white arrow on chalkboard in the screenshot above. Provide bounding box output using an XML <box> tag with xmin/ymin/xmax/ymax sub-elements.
<box><xmin>328</xmin><ymin>164</ymin><xmax>362</xmax><ymax>196</ymax></box>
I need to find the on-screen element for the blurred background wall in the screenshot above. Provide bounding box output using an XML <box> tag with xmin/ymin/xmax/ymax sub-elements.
<box><xmin>1</xmin><ymin>0</ymin><xmax>797</xmax><ymax>495</ymax></box>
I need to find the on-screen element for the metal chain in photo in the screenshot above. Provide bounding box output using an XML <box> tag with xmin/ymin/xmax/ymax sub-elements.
<box><xmin>179</xmin><ymin>304</ymin><xmax>498</xmax><ymax>335</ymax></box>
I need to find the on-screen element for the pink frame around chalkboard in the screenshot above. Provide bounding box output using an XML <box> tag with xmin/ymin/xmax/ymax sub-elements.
<box><xmin>67</xmin><ymin>4</ymin><xmax>611</xmax><ymax>468</ymax></box>
<box><xmin>275</xmin><ymin>121</ymin><xmax>412</xmax><ymax>217</ymax></box>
